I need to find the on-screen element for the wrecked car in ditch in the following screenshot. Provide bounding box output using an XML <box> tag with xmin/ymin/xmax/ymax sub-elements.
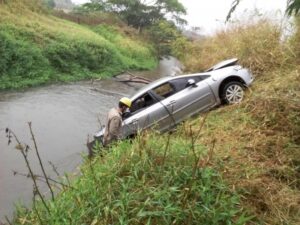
<box><xmin>92</xmin><ymin>58</ymin><xmax>254</xmax><ymax>147</ymax></box>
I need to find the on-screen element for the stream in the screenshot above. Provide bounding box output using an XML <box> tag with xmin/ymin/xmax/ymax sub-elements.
<box><xmin>0</xmin><ymin>57</ymin><xmax>183</xmax><ymax>221</ymax></box>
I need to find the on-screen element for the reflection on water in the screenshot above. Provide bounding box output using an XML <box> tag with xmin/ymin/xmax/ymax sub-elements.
<box><xmin>0</xmin><ymin>57</ymin><xmax>182</xmax><ymax>221</ymax></box>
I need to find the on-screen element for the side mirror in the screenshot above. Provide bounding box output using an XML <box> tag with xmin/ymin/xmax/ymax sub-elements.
<box><xmin>186</xmin><ymin>79</ymin><xmax>197</xmax><ymax>87</ymax></box>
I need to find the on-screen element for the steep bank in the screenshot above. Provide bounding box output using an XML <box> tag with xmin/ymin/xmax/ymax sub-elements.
<box><xmin>9</xmin><ymin>17</ymin><xmax>300</xmax><ymax>225</ymax></box>
<box><xmin>181</xmin><ymin>18</ymin><xmax>300</xmax><ymax>224</ymax></box>
<box><xmin>0</xmin><ymin>0</ymin><xmax>156</xmax><ymax>90</ymax></box>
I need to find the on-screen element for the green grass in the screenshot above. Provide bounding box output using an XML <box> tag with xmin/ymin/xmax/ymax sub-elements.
<box><xmin>13</xmin><ymin>131</ymin><xmax>253</xmax><ymax>225</ymax></box>
<box><xmin>0</xmin><ymin>2</ymin><xmax>157</xmax><ymax>90</ymax></box>
<box><xmin>6</xmin><ymin>5</ymin><xmax>300</xmax><ymax>225</ymax></box>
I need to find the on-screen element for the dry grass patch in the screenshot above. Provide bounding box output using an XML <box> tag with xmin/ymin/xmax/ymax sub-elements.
<box><xmin>183</xmin><ymin>19</ymin><xmax>292</xmax><ymax>75</ymax></box>
<box><xmin>185</xmin><ymin>65</ymin><xmax>300</xmax><ymax>224</ymax></box>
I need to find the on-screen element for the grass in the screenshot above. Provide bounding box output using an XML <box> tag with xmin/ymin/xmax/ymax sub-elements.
<box><xmin>190</xmin><ymin>67</ymin><xmax>300</xmax><ymax>224</ymax></box>
<box><xmin>0</xmin><ymin>0</ymin><xmax>157</xmax><ymax>90</ymax></box>
<box><xmin>5</xmin><ymin>8</ymin><xmax>300</xmax><ymax>225</ymax></box>
<box><xmin>12</xmin><ymin>129</ymin><xmax>253</xmax><ymax>225</ymax></box>
<box><xmin>182</xmin><ymin>19</ymin><xmax>292</xmax><ymax>75</ymax></box>
<box><xmin>181</xmin><ymin>16</ymin><xmax>300</xmax><ymax>225</ymax></box>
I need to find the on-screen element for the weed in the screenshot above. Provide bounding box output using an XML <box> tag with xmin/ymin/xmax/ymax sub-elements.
<box><xmin>179</xmin><ymin>16</ymin><xmax>300</xmax><ymax>224</ymax></box>
<box><xmin>12</xmin><ymin>130</ymin><xmax>252</xmax><ymax>225</ymax></box>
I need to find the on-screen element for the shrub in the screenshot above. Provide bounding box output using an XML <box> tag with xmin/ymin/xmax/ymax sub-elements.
<box><xmin>0</xmin><ymin>29</ymin><xmax>51</xmax><ymax>89</ymax></box>
<box><xmin>146</xmin><ymin>20</ymin><xmax>188</xmax><ymax>58</ymax></box>
<box><xmin>44</xmin><ymin>39</ymin><xmax>123</xmax><ymax>73</ymax></box>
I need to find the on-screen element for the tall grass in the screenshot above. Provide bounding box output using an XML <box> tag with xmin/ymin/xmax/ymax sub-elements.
<box><xmin>181</xmin><ymin>17</ymin><xmax>300</xmax><ymax>225</ymax></box>
<box><xmin>6</xmin><ymin>8</ymin><xmax>300</xmax><ymax>225</ymax></box>
<box><xmin>290</xmin><ymin>16</ymin><xmax>300</xmax><ymax>62</ymax></box>
<box><xmin>0</xmin><ymin>0</ymin><xmax>156</xmax><ymax>90</ymax></box>
<box><xmin>183</xmin><ymin>19</ymin><xmax>292</xmax><ymax>75</ymax></box>
<box><xmin>13</xmin><ymin>129</ymin><xmax>252</xmax><ymax>225</ymax></box>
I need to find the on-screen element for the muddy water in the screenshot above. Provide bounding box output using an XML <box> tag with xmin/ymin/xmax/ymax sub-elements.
<box><xmin>0</xmin><ymin>57</ymin><xmax>182</xmax><ymax>221</ymax></box>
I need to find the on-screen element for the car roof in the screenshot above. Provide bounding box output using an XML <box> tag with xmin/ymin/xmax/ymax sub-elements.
<box><xmin>130</xmin><ymin>73</ymin><xmax>205</xmax><ymax>100</ymax></box>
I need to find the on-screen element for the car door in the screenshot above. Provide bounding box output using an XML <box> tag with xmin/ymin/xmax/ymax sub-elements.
<box><xmin>121</xmin><ymin>91</ymin><xmax>170</xmax><ymax>137</ymax></box>
<box><xmin>148</xmin><ymin>82</ymin><xmax>178</xmax><ymax>132</ymax></box>
<box><xmin>166</xmin><ymin>76</ymin><xmax>215</xmax><ymax>123</ymax></box>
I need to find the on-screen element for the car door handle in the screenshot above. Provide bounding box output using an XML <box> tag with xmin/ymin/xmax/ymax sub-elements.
<box><xmin>129</xmin><ymin>119</ymin><xmax>138</xmax><ymax>124</ymax></box>
<box><xmin>167</xmin><ymin>100</ymin><xmax>176</xmax><ymax>106</ymax></box>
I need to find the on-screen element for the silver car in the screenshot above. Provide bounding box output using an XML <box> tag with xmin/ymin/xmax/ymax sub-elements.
<box><xmin>94</xmin><ymin>58</ymin><xmax>254</xmax><ymax>142</ymax></box>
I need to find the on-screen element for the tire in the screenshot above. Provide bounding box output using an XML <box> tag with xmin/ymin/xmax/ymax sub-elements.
<box><xmin>222</xmin><ymin>81</ymin><xmax>244</xmax><ymax>104</ymax></box>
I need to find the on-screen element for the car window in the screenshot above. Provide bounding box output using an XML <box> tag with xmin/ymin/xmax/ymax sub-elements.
<box><xmin>169</xmin><ymin>76</ymin><xmax>203</xmax><ymax>92</ymax></box>
<box><xmin>130</xmin><ymin>93</ymin><xmax>156</xmax><ymax>114</ymax></box>
<box><xmin>169</xmin><ymin>78</ymin><xmax>189</xmax><ymax>92</ymax></box>
<box><xmin>152</xmin><ymin>82</ymin><xmax>175</xmax><ymax>98</ymax></box>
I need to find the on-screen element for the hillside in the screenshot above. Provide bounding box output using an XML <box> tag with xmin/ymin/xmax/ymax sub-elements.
<box><xmin>3</xmin><ymin>0</ymin><xmax>299</xmax><ymax>225</ymax></box>
<box><xmin>180</xmin><ymin>18</ymin><xmax>300</xmax><ymax>224</ymax></box>
<box><xmin>9</xmin><ymin>17</ymin><xmax>300</xmax><ymax>225</ymax></box>
<box><xmin>0</xmin><ymin>0</ymin><xmax>156</xmax><ymax>90</ymax></box>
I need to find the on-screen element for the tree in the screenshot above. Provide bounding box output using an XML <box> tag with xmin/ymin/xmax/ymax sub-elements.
<box><xmin>287</xmin><ymin>0</ymin><xmax>300</xmax><ymax>15</ymax></box>
<box><xmin>226</xmin><ymin>0</ymin><xmax>300</xmax><ymax>21</ymax></box>
<box><xmin>83</xmin><ymin>0</ymin><xmax>187</xmax><ymax>30</ymax></box>
<box><xmin>147</xmin><ymin>20</ymin><xmax>188</xmax><ymax>57</ymax></box>
<box><xmin>43</xmin><ymin>0</ymin><xmax>55</xmax><ymax>8</ymax></box>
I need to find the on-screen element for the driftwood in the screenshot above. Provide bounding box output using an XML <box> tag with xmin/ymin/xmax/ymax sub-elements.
<box><xmin>90</xmin><ymin>71</ymin><xmax>152</xmax><ymax>85</ymax></box>
<box><xmin>115</xmin><ymin>71</ymin><xmax>152</xmax><ymax>84</ymax></box>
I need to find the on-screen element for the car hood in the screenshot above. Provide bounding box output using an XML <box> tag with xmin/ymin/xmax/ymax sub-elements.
<box><xmin>205</xmin><ymin>58</ymin><xmax>238</xmax><ymax>72</ymax></box>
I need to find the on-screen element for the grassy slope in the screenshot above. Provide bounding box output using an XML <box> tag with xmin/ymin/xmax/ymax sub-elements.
<box><xmin>181</xmin><ymin>19</ymin><xmax>300</xmax><ymax>224</ymax></box>
<box><xmin>0</xmin><ymin>1</ymin><xmax>156</xmax><ymax>90</ymax></box>
<box><xmin>14</xmin><ymin>132</ymin><xmax>252</xmax><ymax>225</ymax></box>
<box><xmin>11</xmin><ymin>18</ymin><xmax>300</xmax><ymax>225</ymax></box>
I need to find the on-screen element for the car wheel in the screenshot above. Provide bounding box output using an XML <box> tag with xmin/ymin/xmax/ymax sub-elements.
<box><xmin>222</xmin><ymin>81</ymin><xmax>244</xmax><ymax>104</ymax></box>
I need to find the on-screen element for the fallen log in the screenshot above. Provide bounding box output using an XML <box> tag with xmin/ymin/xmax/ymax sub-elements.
<box><xmin>115</xmin><ymin>72</ymin><xmax>152</xmax><ymax>84</ymax></box>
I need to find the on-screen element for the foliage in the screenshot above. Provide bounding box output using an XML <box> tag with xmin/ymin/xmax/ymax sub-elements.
<box><xmin>5</xmin><ymin>7</ymin><xmax>300</xmax><ymax>224</ymax></box>
<box><xmin>182</xmin><ymin>19</ymin><xmax>292</xmax><ymax>75</ymax></box>
<box><xmin>0</xmin><ymin>28</ymin><xmax>52</xmax><ymax>89</ymax></box>
<box><xmin>227</xmin><ymin>0</ymin><xmax>300</xmax><ymax>21</ymax></box>
<box><xmin>226</xmin><ymin>0</ymin><xmax>241</xmax><ymax>22</ymax></box>
<box><xmin>287</xmin><ymin>0</ymin><xmax>300</xmax><ymax>15</ymax></box>
<box><xmin>13</xmin><ymin>130</ymin><xmax>252</xmax><ymax>225</ymax></box>
<box><xmin>92</xmin><ymin>24</ymin><xmax>156</xmax><ymax>68</ymax></box>
<box><xmin>81</xmin><ymin>0</ymin><xmax>187</xmax><ymax>30</ymax></box>
<box><xmin>180</xmin><ymin>18</ymin><xmax>300</xmax><ymax>225</ymax></box>
<box><xmin>53</xmin><ymin>10</ymin><xmax>125</xmax><ymax>26</ymax></box>
<box><xmin>43</xmin><ymin>0</ymin><xmax>55</xmax><ymax>8</ymax></box>
<box><xmin>146</xmin><ymin>20</ymin><xmax>188</xmax><ymax>58</ymax></box>
<box><xmin>290</xmin><ymin>16</ymin><xmax>300</xmax><ymax>61</ymax></box>
<box><xmin>0</xmin><ymin>1</ymin><xmax>156</xmax><ymax>90</ymax></box>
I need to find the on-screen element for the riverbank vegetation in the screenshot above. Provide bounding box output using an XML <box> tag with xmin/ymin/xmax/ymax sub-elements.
<box><xmin>2</xmin><ymin>0</ymin><xmax>300</xmax><ymax>224</ymax></box>
<box><xmin>8</xmin><ymin>15</ymin><xmax>300</xmax><ymax>225</ymax></box>
<box><xmin>12</xmin><ymin>130</ymin><xmax>253</xmax><ymax>224</ymax></box>
<box><xmin>180</xmin><ymin>16</ymin><xmax>300</xmax><ymax>224</ymax></box>
<box><xmin>0</xmin><ymin>0</ymin><xmax>157</xmax><ymax>90</ymax></box>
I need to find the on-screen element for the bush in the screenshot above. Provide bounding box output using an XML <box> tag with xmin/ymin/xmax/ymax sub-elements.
<box><xmin>44</xmin><ymin>39</ymin><xmax>124</xmax><ymax>73</ymax></box>
<box><xmin>0</xmin><ymin>29</ymin><xmax>51</xmax><ymax>89</ymax></box>
<box><xmin>146</xmin><ymin>20</ymin><xmax>188</xmax><ymax>58</ymax></box>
